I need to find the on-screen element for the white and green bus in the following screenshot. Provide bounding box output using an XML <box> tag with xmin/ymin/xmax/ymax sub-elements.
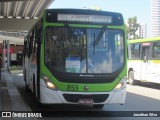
<box><xmin>128</xmin><ymin>37</ymin><xmax>160</xmax><ymax>85</ymax></box>
<box><xmin>23</xmin><ymin>9</ymin><xmax>127</xmax><ymax>108</ymax></box>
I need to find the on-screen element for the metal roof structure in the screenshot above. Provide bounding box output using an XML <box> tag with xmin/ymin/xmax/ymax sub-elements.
<box><xmin>0</xmin><ymin>0</ymin><xmax>55</xmax><ymax>31</ymax></box>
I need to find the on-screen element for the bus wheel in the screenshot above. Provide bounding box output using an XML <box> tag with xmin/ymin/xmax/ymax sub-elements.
<box><xmin>128</xmin><ymin>71</ymin><xmax>135</xmax><ymax>85</ymax></box>
<box><xmin>93</xmin><ymin>104</ymin><xmax>104</xmax><ymax>108</ymax></box>
<box><xmin>24</xmin><ymin>72</ymin><xmax>29</xmax><ymax>92</ymax></box>
<box><xmin>37</xmin><ymin>101</ymin><xmax>43</xmax><ymax>108</ymax></box>
<box><xmin>25</xmin><ymin>84</ymin><xmax>30</xmax><ymax>92</ymax></box>
<box><xmin>33</xmin><ymin>75</ymin><xmax>36</xmax><ymax>95</ymax></box>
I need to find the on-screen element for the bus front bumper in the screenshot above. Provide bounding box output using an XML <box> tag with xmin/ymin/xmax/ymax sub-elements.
<box><xmin>39</xmin><ymin>85</ymin><xmax>126</xmax><ymax>105</ymax></box>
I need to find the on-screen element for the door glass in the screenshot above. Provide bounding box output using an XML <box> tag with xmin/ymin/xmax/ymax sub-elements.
<box><xmin>141</xmin><ymin>46</ymin><xmax>149</xmax><ymax>63</ymax></box>
<box><xmin>141</xmin><ymin>46</ymin><xmax>149</xmax><ymax>80</ymax></box>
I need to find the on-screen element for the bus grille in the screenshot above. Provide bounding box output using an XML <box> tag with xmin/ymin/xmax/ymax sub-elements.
<box><xmin>63</xmin><ymin>94</ymin><xmax>109</xmax><ymax>103</ymax></box>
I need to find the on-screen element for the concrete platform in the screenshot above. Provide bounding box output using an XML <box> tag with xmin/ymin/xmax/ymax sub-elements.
<box><xmin>0</xmin><ymin>71</ymin><xmax>34</xmax><ymax>120</ymax></box>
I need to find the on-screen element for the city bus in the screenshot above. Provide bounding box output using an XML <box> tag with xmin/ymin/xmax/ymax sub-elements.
<box><xmin>128</xmin><ymin>37</ymin><xmax>160</xmax><ymax>85</ymax></box>
<box><xmin>23</xmin><ymin>9</ymin><xmax>127</xmax><ymax>108</ymax></box>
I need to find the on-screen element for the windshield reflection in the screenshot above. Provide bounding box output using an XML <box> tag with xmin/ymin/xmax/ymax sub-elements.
<box><xmin>45</xmin><ymin>27</ymin><xmax>124</xmax><ymax>74</ymax></box>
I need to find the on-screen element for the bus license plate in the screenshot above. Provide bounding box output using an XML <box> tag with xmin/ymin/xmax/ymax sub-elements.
<box><xmin>78</xmin><ymin>99</ymin><xmax>94</xmax><ymax>105</ymax></box>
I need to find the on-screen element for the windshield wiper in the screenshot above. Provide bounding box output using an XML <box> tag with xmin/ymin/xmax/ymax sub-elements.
<box><xmin>93</xmin><ymin>25</ymin><xmax>107</xmax><ymax>54</ymax></box>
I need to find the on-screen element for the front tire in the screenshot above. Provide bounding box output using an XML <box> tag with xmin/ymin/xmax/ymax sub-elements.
<box><xmin>25</xmin><ymin>83</ymin><xmax>30</xmax><ymax>92</ymax></box>
<box><xmin>128</xmin><ymin>71</ymin><xmax>136</xmax><ymax>85</ymax></box>
<box><xmin>24</xmin><ymin>71</ymin><xmax>30</xmax><ymax>92</ymax></box>
<box><xmin>93</xmin><ymin>104</ymin><xmax>104</xmax><ymax>108</ymax></box>
<box><xmin>33</xmin><ymin>75</ymin><xmax>36</xmax><ymax>95</ymax></box>
<box><xmin>37</xmin><ymin>101</ymin><xmax>44</xmax><ymax>108</ymax></box>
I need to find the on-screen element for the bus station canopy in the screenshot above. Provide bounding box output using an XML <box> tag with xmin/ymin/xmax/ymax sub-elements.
<box><xmin>0</xmin><ymin>35</ymin><xmax>23</xmax><ymax>45</ymax></box>
<box><xmin>0</xmin><ymin>0</ymin><xmax>54</xmax><ymax>31</ymax></box>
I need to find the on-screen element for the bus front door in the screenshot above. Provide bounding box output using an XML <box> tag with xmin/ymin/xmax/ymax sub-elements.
<box><xmin>141</xmin><ymin>46</ymin><xmax>150</xmax><ymax>81</ymax></box>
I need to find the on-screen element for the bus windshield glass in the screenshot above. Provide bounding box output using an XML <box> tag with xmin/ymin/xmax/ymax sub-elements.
<box><xmin>45</xmin><ymin>26</ymin><xmax>124</xmax><ymax>74</ymax></box>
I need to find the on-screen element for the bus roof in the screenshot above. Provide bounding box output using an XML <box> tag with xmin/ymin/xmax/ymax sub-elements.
<box><xmin>128</xmin><ymin>37</ymin><xmax>160</xmax><ymax>44</ymax></box>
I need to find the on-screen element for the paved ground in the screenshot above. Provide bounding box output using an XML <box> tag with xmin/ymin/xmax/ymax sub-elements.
<box><xmin>0</xmin><ymin>70</ymin><xmax>160</xmax><ymax>120</ymax></box>
<box><xmin>0</xmin><ymin>71</ymin><xmax>33</xmax><ymax>120</ymax></box>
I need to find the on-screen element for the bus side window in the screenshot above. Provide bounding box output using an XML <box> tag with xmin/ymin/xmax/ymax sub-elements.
<box><xmin>152</xmin><ymin>41</ymin><xmax>160</xmax><ymax>59</ymax></box>
<box><xmin>28</xmin><ymin>31</ymin><xmax>34</xmax><ymax>58</ymax></box>
<box><xmin>130</xmin><ymin>43</ymin><xmax>141</xmax><ymax>59</ymax></box>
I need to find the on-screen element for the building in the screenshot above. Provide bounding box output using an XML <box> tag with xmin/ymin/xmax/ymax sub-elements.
<box><xmin>0</xmin><ymin>35</ymin><xmax>24</xmax><ymax>66</ymax></box>
<box><xmin>139</xmin><ymin>23</ymin><xmax>147</xmax><ymax>38</ymax></box>
<box><xmin>151</xmin><ymin>0</ymin><xmax>160</xmax><ymax>37</ymax></box>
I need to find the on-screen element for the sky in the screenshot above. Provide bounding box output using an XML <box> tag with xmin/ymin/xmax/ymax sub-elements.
<box><xmin>48</xmin><ymin>0</ymin><xmax>151</xmax><ymax>36</ymax></box>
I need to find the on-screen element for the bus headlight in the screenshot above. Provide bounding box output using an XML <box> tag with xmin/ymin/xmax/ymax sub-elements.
<box><xmin>113</xmin><ymin>76</ymin><xmax>127</xmax><ymax>91</ymax></box>
<box><xmin>43</xmin><ymin>75</ymin><xmax>57</xmax><ymax>90</ymax></box>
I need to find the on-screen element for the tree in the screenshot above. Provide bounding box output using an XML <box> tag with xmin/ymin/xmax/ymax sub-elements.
<box><xmin>126</xmin><ymin>17</ymin><xmax>140</xmax><ymax>40</ymax></box>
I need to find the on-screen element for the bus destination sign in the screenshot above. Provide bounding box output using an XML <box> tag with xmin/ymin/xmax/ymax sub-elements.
<box><xmin>57</xmin><ymin>14</ymin><xmax>112</xmax><ymax>23</ymax></box>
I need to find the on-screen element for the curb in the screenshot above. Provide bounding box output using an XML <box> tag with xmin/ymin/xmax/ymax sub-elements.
<box><xmin>1</xmin><ymin>71</ymin><xmax>36</xmax><ymax>120</ymax></box>
<box><xmin>4</xmin><ymin>72</ymin><xmax>30</xmax><ymax>111</ymax></box>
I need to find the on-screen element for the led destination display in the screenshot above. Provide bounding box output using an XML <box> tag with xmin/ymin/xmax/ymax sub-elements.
<box><xmin>58</xmin><ymin>14</ymin><xmax>112</xmax><ymax>23</ymax></box>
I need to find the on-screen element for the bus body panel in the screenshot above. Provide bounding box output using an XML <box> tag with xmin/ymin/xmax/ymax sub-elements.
<box><xmin>23</xmin><ymin>9</ymin><xmax>127</xmax><ymax>106</ymax></box>
<box><xmin>146</xmin><ymin>60</ymin><xmax>160</xmax><ymax>83</ymax></box>
<box><xmin>39</xmin><ymin>78</ymin><xmax>126</xmax><ymax>104</ymax></box>
<box><xmin>128</xmin><ymin>60</ymin><xmax>141</xmax><ymax>80</ymax></box>
<box><xmin>128</xmin><ymin>37</ymin><xmax>160</xmax><ymax>83</ymax></box>
<box><xmin>128</xmin><ymin>60</ymin><xmax>160</xmax><ymax>83</ymax></box>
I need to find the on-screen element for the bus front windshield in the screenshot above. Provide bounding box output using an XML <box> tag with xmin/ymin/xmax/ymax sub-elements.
<box><xmin>45</xmin><ymin>26</ymin><xmax>124</xmax><ymax>74</ymax></box>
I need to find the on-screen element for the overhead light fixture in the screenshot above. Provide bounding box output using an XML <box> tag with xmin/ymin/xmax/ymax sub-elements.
<box><xmin>16</xmin><ymin>16</ymin><xmax>21</xmax><ymax>19</ymax></box>
<box><xmin>33</xmin><ymin>17</ymin><xmax>38</xmax><ymax>19</ymax></box>
<box><xmin>24</xmin><ymin>17</ymin><xmax>30</xmax><ymax>19</ymax></box>
<box><xmin>8</xmin><ymin>16</ymin><xmax>13</xmax><ymax>18</ymax></box>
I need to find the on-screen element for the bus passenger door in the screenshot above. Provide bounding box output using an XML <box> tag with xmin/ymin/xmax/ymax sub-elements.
<box><xmin>146</xmin><ymin>42</ymin><xmax>160</xmax><ymax>83</ymax></box>
<box><xmin>141</xmin><ymin>46</ymin><xmax>150</xmax><ymax>81</ymax></box>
